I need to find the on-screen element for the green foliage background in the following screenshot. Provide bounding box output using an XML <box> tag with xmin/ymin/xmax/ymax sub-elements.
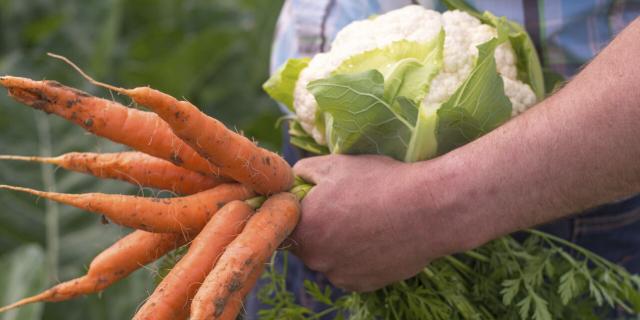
<box><xmin>0</xmin><ymin>0</ymin><xmax>283</xmax><ymax>319</ymax></box>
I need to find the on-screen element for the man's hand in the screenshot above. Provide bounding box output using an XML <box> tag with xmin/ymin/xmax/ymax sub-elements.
<box><xmin>290</xmin><ymin>154</ymin><xmax>479</xmax><ymax>292</ymax></box>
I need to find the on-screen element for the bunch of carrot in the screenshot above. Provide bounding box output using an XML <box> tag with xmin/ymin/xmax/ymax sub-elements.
<box><xmin>0</xmin><ymin>54</ymin><xmax>300</xmax><ymax>320</ymax></box>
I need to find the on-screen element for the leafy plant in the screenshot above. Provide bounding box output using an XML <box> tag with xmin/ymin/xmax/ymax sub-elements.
<box><xmin>259</xmin><ymin>231</ymin><xmax>640</xmax><ymax>320</ymax></box>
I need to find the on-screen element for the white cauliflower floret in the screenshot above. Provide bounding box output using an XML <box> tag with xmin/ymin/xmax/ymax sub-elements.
<box><xmin>294</xmin><ymin>6</ymin><xmax>537</xmax><ymax>144</ymax></box>
<box><xmin>503</xmin><ymin>77</ymin><xmax>537</xmax><ymax>114</ymax></box>
<box><xmin>423</xmin><ymin>10</ymin><xmax>535</xmax><ymax>116</ymax></box>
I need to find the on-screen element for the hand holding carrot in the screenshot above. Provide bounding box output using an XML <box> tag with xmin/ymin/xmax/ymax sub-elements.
<box><xmin>291</xmin><ymin>154</ymin><xmax>480</xmax><ymax>292</ymax></box>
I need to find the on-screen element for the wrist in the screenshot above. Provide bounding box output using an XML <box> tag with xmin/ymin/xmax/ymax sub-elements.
<box><xmin>403</xmin><ymin>153</ymin><xmax>495</xmax><ymax>256</ymax></box>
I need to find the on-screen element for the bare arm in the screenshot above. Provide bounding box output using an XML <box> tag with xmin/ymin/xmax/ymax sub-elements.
<box><xmin>292</xmin><ymin>18</ymin><xmax>640</xmax><ymax>292</ymax></box>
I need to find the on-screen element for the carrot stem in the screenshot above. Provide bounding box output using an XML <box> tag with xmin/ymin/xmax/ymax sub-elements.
<box><xmin>244</xmin><ymin>178</ymin><xmax>312</xmax><ymax>210</ymax></box>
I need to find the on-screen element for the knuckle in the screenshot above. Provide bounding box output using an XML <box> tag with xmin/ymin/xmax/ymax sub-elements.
<box><xmin>292</xmin><ymin>159</ymin><xmax>308</xmax><ymax>172</ymax></box>
<box><xmin>327</xmin><ymin>274</ymin><xmax>357</xmax><ymax>292</ymax></box>
<box><xmin>355</xmin><ymin>283</ymin><xmax>379</xmax><ymax>293</ymax></box>
<box><xmin>304</xmin><ymin>255</ymin><xmax>331</xmax><ymax>273</ymax></box>
<box><xmin>326</xmin><ymin>273</ymin><xmax>347</xmax><ymax>288</ymax></box>
<box><xmin>293</xmin><ymin>156</ymin><xmax>328</xmax><ymax>172</ymax></box>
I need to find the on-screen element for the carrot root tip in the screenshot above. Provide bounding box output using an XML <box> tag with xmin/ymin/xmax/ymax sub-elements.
<box><xmin>0</xmin><ymin>291</ymin><xmax>51</xmax><ymax>313</ymax></box>
<box><xmin>46</xmin><ymin>53</ymin><xmax>128</xmax><ymax>95</ymax></box>
<box><xmin>0</xmin><ymin>155</ymin><xmax>54</xmax><ymax>164</ymax></box>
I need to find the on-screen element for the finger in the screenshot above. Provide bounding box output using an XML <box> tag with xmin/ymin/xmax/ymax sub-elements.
<box><xmin>287</xmin><ymin>225</ymin><xmax>307</xmax><ymax>258</ymax></box>
<box><xmin>288</xmin><ymin>185</ymin><xmax>319</xmax><ymax>250</ymax></box>
<box><xmin>292</xmin><ymin>155</ymin><xmax>336</xmax><ymax>184</ymax></box>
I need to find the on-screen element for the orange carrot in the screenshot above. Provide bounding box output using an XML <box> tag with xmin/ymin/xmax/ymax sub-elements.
<box><xmin>217</xmin><ymin>263</ymin><xmax>266</xmax><ymax>320</ymax></box>
<box><xmin>0</xmin><ymin>183</ymin><xmax>254</xmax><ymax>234</ymax></box>
<box><xmin>124</xmin><ymin>87</ymin><xmax>294</xmax><ymax>195</ymax></box>
<box><xmin>190</xmin><ymin>192</ymin><xmax>300</xmax><ymax>320</ymax></box>
<box><xmin>46</xmin><ymin>54</ymin><xmax>293</xmax><ymax>195</ymax></box>
<box><xmin>0</xmin><ymin>76</ymin><xmax>223</xmax><ymax>177</ymax></box>
<box><xmin>0</xmin><ymin>151</ymin><xmax>224</xmax><ymax>195</ymax></box>
<box><xmin>133</xmin><ymin>201</ymin><xmax>254</xmax><ymax>320</ymax></box>
<box><xmin>0</xmin><ymin>231</ymin><xmax>188</xmax><ymax>313</ymax></box>
<box><xmin>174</xmin><ymin>306</ymin><xmax>190</xmax><ymax>320</ymax></box>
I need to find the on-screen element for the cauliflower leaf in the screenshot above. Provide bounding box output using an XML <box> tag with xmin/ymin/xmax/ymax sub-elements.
<box><xmin>435</xmin><ymin>28</ymin><xmax>512</xmax><ymax>154</ymax></box>
<box><xmin>308</xmin><ymin>70</ymin><xmax>414</xmax><ymax>159</ymax></box>
<box><xmin>444</xmin><ymin>0</ymin><xmax>545</xmax><ymax>99</ymax></box>
<box><xmin>263</xmin><ymin>57</ymin><xmax>310</xmax><ymax>111</ymax></box>
<box><xmin>308</xmin><ymin>35</ymin><xmax>444</xmax><ymax>160</ymax></box>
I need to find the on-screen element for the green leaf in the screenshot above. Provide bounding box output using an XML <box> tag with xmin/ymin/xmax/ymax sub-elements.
<box><xmin>383</xmin><ymin>31</ymin><xmax>444</xmax><ymax>104</ymax></box>
<box><xmin>531</xmin><ymin>293</ymin><xmax>552</xmax><ymax>320</ymax></box>
<box><xmin>508</xmin><ymin>29</ymin><xmax>545</xmax><ymax>100</ymax></box>
<box><xmin>303</xmin><ymin>281</ymin><xmax>333</xmax><ymax>306</ymax></box>
<box><xmin>501</xmin><ymin>279</ymin><xmax>521</xmax><ymax>306</ymax></box>
<box><xmin>404</xmin><ymin>103</ymin><xmax>439</xmax><ymax>162</ymax></box>
<box><xmin>623</xmin><ymin>277</ymin><xmax>640</xmax><ymax>312</ymax></box>
<box><xmin>589</xmin><ymin>280</ymin><xmax>604</xmax><ymax>306</ymax></box>
<box><xmin>542</xmin><ymin>68</ymin><xmax>566</xmax><ymax>96</ymax></box>
<box><xmin>287</xmin><ymin>119</ymin><xmax>330</xmax><ymax>155</ymax></box>
<box><xmin>333</xmin><ymin>35</ymin><xmax>442</xmax><ymax>78</ymax></box>
<box><xmin>261</xmin><ymin>232</ymin><xmax>640</xmax><ymax>319</ymax></box>
<box><xmin>558</xmin><ymin>270</ymin><xmax>578</xmax><ymax>305</ymax></box>
<box><xmin>384</xmin><ymin>58</ymin><xmax>436</xmax><ymax>104</ymax></box>
<box><xmin>309</xmin><ymin>70</ymin><xmax>414</xmax><ymax>160</ymax></box>
<box><xmin>442</xmin><ymin>1</ymin><xmax>546</xmax><ymax>100</ymax></box>
<box><xmin>483</xmin><ymin>12</ymin><xmax>545</xmax><ymax>100</ymax></box>
<box><xmin>308</xmin><ymin>32</ymin><xmax>444</xmax><ymax>161</ymax></box>
<box><xmin>435</xmin><ymin>33</ymin><xmax>512</xmax><ymax>154</ymax></box>
<box><xmin>517</xmin><ymin>295</ymin><xmax>533</xmax><ymax>319</ymax></box>
<box><xmin>263</xmin><ymin>58</ymin><xmax>310</xmax><ymax>111</ymax></box>
<box><xmin>0</xmin><ymin>245</ymin><xmax>46</xmax><ymax>320</ymax></box>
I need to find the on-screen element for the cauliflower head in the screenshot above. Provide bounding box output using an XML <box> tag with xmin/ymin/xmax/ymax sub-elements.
<box><xmin>264</xmin><ymin>5</ymin><xmax>544</xmax><ymax>161</ymax></box>
<box><xmin>296</xmin><ymin>6</ymin><xmax>536</xmax><ymax>144</ymax></box>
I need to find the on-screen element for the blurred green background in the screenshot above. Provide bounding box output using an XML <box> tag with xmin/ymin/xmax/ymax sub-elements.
<box><xmin>0</xmin><ymin>0</ymin><xmax>283</xmax><ymax>319</ymax></box>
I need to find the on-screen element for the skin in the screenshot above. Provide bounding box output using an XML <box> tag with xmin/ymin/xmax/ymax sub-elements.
<box><xmin>292</xmin><ymin>17</ymin><xmax>640</xmax><ymax>292</ymax></box>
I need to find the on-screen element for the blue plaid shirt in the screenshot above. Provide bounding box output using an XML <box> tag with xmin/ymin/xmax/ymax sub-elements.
<box><xmin>246</xmin><ymin>1</ymin><xmax>640</xmax><ymax>318</ymax></box>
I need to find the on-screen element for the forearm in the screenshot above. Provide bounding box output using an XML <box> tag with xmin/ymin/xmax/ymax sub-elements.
<box><xmin>414</xmin><ymin>18</ymin><xmax>640</xmax><ymax>247</ymax></box>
